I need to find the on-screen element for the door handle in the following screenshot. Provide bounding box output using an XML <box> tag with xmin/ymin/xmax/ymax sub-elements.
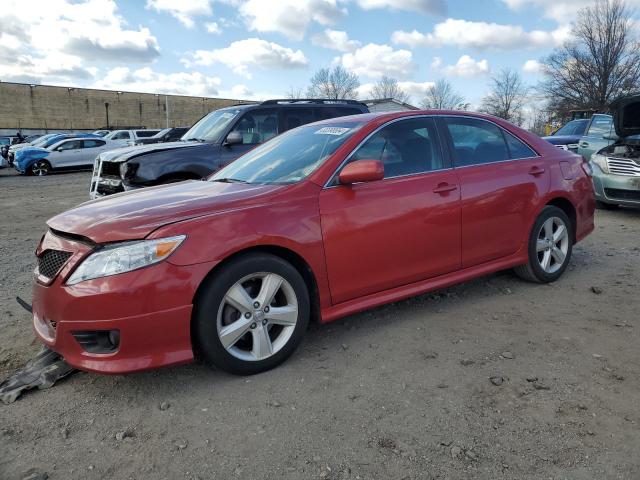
<box><xmin>528</xmin><ymin>166</ymin><xmax>545</xmax><ymax>176</ymax></box>
<box><xmin>433</xmin><ymin>183</ymin><xmax>458</xmax><ymax>194</ymax></box>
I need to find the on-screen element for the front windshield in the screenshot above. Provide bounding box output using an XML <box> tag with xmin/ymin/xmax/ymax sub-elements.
<box><xmin>554</xmin><ymin>119</ymin><xmax>588</xmax><ymax>136</ymax></box>
<box><xmin>182</xmin><ymin>108</ymin><xmax>243</xmax><ymax>142</ymax></box>
<box><xmin>211</xmin><ymin>122</ymin><xmax>363</xmax><ymax>185</ymax></box>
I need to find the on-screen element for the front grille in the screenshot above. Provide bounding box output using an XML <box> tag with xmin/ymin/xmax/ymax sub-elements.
<box><xmin>101</xmin><ymin>161</ymin><xmax>121</xmax><ymax>176</ymax></box>
<box><xmin>604</xmin><ymin>188</ymin><xmax>640</xmax><ymax>202</ymax></box>
<box><xmin>38</xmin><ymin>249</ymin><xmax>72</xmax><ymax>280</ymax></box>
<box><xmin>606</xmin><ymin>157</ymin><xmax>640</xmax><ymax>176</ymax></box>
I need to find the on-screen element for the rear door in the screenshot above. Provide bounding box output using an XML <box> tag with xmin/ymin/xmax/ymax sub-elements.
<box><xmin>77</xmin><ymin>139</ymin><xmax>107</xmax><ymax>166</ymax></box>
<box><xmin>439</xmin><ymin>116</ymin><xmax>549</xmax><ymax>268</ymax></box>
<box><xmin>319</xmin><ymin>116</ymin><xmax>461</xmax><ymax>304</ymax></box>
<box><xmin>219</xmin><ymin>108</ymin><xmax>280</xmax><ymax>167</ymax></box>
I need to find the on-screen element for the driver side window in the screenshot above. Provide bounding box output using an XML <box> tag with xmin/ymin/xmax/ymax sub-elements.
<box><xmin>232</xmin><ymin>109</ymin><xmax>279</xmax><ymax>145</ymax></box>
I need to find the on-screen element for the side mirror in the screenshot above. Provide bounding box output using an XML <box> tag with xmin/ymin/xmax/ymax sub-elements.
<box><xmin>339</xmin><ymin>160</ymin><xmax>384</xmax><ymax>185</ymax></box>
<box><xmin>224</xmin><ymin>131</ymin><xmax>243</xmax><ymax>146</ymax></box>
<box><xmin>603</xmin><ymin>133</ymin><xmax>618</xmax><ymax>141</ymax></box>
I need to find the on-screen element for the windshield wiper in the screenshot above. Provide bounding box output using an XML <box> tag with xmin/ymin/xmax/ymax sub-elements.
<box><xmin>184</xmin><ymin>137</ymin><xmax>206</xmax><ymax>142</ymax></box>
<box><xmin>212</xmin><ymin>177</ymin><xmax>250</xmax><ymax>184</ymax></box>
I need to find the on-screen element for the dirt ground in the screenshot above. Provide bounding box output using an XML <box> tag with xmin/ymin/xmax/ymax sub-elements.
<box><xmin>0</xmin><ymin>168</ymin><xmax>639</xmax><ymax>480</ymax></box>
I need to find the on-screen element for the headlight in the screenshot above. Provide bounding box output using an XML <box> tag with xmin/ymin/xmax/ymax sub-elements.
<box><xmin>591</xmin><ymin>153</ymin><xmax>609</xmax><ymax>174</ymax></box>
<box><xmin>67</xmin><ymin>235</ymin><xmax>185</xmax><ymax>285</ymax></box>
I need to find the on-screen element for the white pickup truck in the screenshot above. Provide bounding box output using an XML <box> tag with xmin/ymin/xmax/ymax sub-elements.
<box><xmin>103</xmin><ymin>129</ymin><xmax>161</xmax><ymax>147</ymax></box>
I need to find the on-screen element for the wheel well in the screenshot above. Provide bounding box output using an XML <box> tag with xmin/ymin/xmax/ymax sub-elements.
<box><xmin>192</xmin><ymin>246</ymin><xmax>321</xmax><ymax>324</ymax></box>
<box><xmin>546</xmin><ymin>197</ymin><xmax>577</xmax><ymax>243</ymax></box>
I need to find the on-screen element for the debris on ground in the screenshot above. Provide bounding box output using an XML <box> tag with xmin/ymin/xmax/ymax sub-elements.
<box><xmin>0</xmin><ymin>347</ymin><xmax>77</xmax><ymax>404</ymax></box>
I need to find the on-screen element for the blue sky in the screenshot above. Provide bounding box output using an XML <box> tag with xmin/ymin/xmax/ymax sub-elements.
<box><xmin>1</xmin><ymin>0</ymin><xmax>633</xmax><ymax>107</ymax></box>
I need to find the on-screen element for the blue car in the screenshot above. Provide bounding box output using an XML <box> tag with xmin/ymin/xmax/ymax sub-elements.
<box><xmin>541</xmin><ymin>119</ymin><xmax>590</xmax><ymax>153</ymax></box>
<box><xmin>14</xmin><ymin>133</ymin><xmax>104</xmax><ymax>175</ymax></box>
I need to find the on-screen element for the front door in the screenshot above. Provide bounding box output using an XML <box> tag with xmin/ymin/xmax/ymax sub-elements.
<box><xmin>219</xmin><ymin>109</ymin><xmax>280</xmax><ymax>167</ymax></box>
<box><xmin>319</xmin><ymin>117</ymin><xmax>462</xmax><ymax>305</ymax></box>
<box><xmin>50</xmin><ymin>140</ymin><xmax>83</xmax><ymax>168</ymax></box>
<box><xmin>439</xmin><ymin>116</ymin><xmax>550</xmax><ymax>268</ymax></box>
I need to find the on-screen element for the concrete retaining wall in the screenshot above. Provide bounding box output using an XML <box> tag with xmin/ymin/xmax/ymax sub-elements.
<box><xmin>0</xmin><ymin>82</ymin><xmax>246</xmax><ymax>131</ymax></box>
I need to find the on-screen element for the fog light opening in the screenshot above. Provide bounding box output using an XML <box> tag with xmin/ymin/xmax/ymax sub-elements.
<box><xmin>72</xmin><ymin>330</ymin><xmax>120</xmax><ymax>354</ymax></box>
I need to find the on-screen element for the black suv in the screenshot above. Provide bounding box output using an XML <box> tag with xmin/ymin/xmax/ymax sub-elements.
<box><xmin>90</xmin><ymin>99</ymin><xmax>369</xmax><ymax>198</ymax></box>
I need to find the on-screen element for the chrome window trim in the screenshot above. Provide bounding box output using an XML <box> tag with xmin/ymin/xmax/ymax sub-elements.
<box><xmin>323</xmin><ymin>114</ymin><xmax>448</xmax><ymax>188</ymax></box>
<box><xmin>439</xmin><ymin>114</ymin><xmax>541</xmax><ymax>166</ymax></box>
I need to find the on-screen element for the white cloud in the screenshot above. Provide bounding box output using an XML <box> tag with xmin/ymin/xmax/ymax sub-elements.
<box><xmin>522</xmin><ymin>59</ymin><xmax>543</xmax><ymax>74</ymax></box>
<box><xmin>338</xmin><ymin>43</ymin><xmax>415</xmax><ymax>79</ymax></box>
<box><xmin>94</xmin><ymin>67</ymin><xmax>222</xmax><ymax>96</ymax></box>
<box><xmin>440</xmin><ymin>55</ymin><xmax>490</xmax><ymax>77</ymax></box>
<box><xmin>189</xmin><ymin>38</ymin><xmax>309</xmax><ymax>78</ymax></box>
<box><xmin>0</xmin><ymin>0</ymin><xmax>159</xmax><ymax>84</ymax></box>
<box><xmin>392</xmin><ymin>18</ymin><xmax>570</xmax><ymax>50</ymax></box>
<box><xmin>312</xmin><ymin>29</ymin><xmax>360</xmax><ymax>52</ymax></box>
<box><xmin>205</xmin><ymin>21</ymin><xmax>222</xmax><ymax>34</ymax></box>
<box><xmin>145</xmin><ymin>0</ymin><xmax>213</xmax><ymax>28</ymax></box>
<box><xmin>431</xmin><ymin>56</ymin><xmax>442</xmax><ymax>69</ymax></box>
<box><xmin>239</xmin><ymin>0</ymin><xmax>346</xmax><ymax>40</ymax></box>
<box><xmin>355</xmin><ymin>0</ymin><xmax>446</xmax><ymax>15</ymax></box>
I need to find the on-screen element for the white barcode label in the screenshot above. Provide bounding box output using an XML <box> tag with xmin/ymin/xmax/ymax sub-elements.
<box><xmin>314</xmin><ymin>127</ymin><xmax>350</xmax><ymax>136</ymax></box>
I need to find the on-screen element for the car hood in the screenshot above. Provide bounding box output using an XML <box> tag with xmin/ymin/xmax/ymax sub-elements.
<box><xmin>47</xmin><ymin>180</ymin><xmax>285</xmax><ymax>243</ymax></box>
<box><xmin>99</xmin><ymin>140</ymin><xmax>202</xmax><ymax>163</ymax></box>
<box><xmin>541</xmin><ymin>135</ymin><xmax>581</xmax><ymax>145</ymax></box>
<box><xmin>611</xmin><ymin>94</ymin><xmax>640</xmax><ymax>138</ymax></box>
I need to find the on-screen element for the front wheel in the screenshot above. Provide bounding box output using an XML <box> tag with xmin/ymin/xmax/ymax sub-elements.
<box><xmin>193</xmin><ymin>253</ymin><xmax>310</xmax><ymax>375</ymax></box>
<box><xmin>514</xmin><ymin>206</ymin><xmax>573</xmax><ymax>283</ymax></box>
<box><xmin>30</xmin><ymin>160</ymin><xmax>51</xmax><ymax>176</ymax></box>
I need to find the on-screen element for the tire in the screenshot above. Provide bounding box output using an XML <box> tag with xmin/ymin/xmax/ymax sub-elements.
<box><xmin>193</xmin><ymin>253</ymin><xmax>310</xmax><ymax>375</ymax></box>
<box><xmin>30</xmin><ymin>160</ymin><xmax>51</xmax><ymax>176</ymax></box>
<box><xmin>595</xmin><ymin>200</ymin><xmax>619</xmax><ymax>210</ymax></box>
<box><xmin>514</xmin><ymin>206</ymin><xmax>573</xmax><ymax>283</ymax></box>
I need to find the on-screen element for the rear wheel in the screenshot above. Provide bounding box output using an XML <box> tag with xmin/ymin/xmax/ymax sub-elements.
<box><xmin>596</xmin><ymin>200</ymin><xmax>619</xmax><ymax>210</ymax></box>
<box><xmin>514</xmin><ymin>206</ymin><xmax>572</xmax><ymax>283</ymax></box>
<box><xmin>30</xmin><ymin>160</ymin><xmax>51</xmax><ymax>176</ymax></box>
<box><xmin>193</xmin><ymin>253</ymin><xmax>310</xmax><ymax>375</ymax></box>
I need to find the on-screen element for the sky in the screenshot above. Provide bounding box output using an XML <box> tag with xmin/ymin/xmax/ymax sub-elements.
<box><xmin>0</xmin><ymin>0</ymin><xmax>637</xmax><ymax>108</ymax></box>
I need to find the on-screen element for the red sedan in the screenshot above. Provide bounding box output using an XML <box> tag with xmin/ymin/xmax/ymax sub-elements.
<box><xmin>32</xmin><ymin>111</ymin><xmax>595</xmax><ymax>375</ymax></box>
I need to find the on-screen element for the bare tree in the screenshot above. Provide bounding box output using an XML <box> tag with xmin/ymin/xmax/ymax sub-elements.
<box><xmin>541</xmin><ymin>0</ymin><xmax>640</xmax><ymax>114</ymax></box>
<box><xmin>420</xmin><ymin>79</ymin><xmax>468</xmax><ymax>110</ymax></box>
<box><xmin>285</xmin><ymin>86</ymin><xmax>305</xmax><ymax>99</ymax></box>
<box><xmin>307</xmin><ymin>66</ymin><xmax>360</xmax><ymax>100</ymax></box>
<box><xmin>480</xmin><ymin>69</ymin><xmax>529</xmax><ymax>125</ymax></box>
<box><xmin>370</xmin><ymin>76</ymin><xmax>410</xmax><ymax>103</ymax></box>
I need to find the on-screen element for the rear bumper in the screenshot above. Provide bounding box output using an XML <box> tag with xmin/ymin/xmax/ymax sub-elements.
<box><xmin>591</xmin><ymin>166</ymin><xmax>640</xmax><ymax>206</ymax></box>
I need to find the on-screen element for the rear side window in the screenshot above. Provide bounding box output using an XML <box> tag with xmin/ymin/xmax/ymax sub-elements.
<box><xmin>136</xmin><ymin>130</ymin><xmax>159</xmax><ymax>138</ymax></box>
<box><xmin>83</xmin><ymin>139</ymin><xmax>106</xmax><ymax>148</ymax></box>
<box><xmin>58</xmin><ymin>140</ymin><xmax>82</xmax><ymax>151</ymax></box>
<box><xmin>315</xmin><ymin>106</ymin><xmax>363</xmax><ymax>121</ymax></box>
<box><xmin>347</xmin><ymin>117</ymin><xmax>444</xmax><ymax>178</ymax></box>
<box><xmin>232</xmin><ymin>109</ymin><xmax>279</xmax><ymax>144</ymax></box>
<box><xmin>587</xmin><ymin>115</ymin><xmax>613</xmax><ymax>136</ymax></box>
<box><xmin>444</xmin><ymin>117</ymin><xmax>509</xmax><ymax>167</ymax></box>
<box><xmin>503</xmin><ymin>132</ymin><xmax>536</xmax><ymax>159</ymax></box>
<box><xmin>282</xmin><ymin>108</ymin><xmax>315</xmax><ymax>131</ymax></box>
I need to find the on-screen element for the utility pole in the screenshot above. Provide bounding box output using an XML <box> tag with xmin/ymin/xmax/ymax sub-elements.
<box><xmin>165</xmin><ymin>95</ymin><xmax>169</xmax><ymax>128</ymax></box>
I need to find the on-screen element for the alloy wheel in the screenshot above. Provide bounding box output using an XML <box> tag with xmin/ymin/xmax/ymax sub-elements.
<box><xmin>216</xmin><ymin>272</ymin><xmax>298</xmax><ymax>362</ymax></box>
<box><xmin>536</xmin><ymin>216</ymin><xmax>569</xmax><ymax>274</ymax></box>
<box><xmin>31</xmin><ymin>161</ymin><xmax>49</xmax><ymax>176</ymax></box>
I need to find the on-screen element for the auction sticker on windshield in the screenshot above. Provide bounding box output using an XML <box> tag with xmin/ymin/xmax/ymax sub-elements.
<box><xmin>314</xmin><ymin>127</ymin><xmax>350</xmax><ymax>135</ymax></box>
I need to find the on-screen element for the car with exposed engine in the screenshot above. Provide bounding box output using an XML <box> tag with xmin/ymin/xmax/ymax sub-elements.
<box><xmin>588</xmin><ymin>94</ymin><xmax>640</xmax><ymax>209</ymax></box>
<box><xmin>89</xmin><ymin>99</ymin><xmax>369</xmax><ymax>199</ymax></box>
<box><xmin>30</xmin><ymin>110</ymin><xmax>595</xmax><ymax>376</ymax></box>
